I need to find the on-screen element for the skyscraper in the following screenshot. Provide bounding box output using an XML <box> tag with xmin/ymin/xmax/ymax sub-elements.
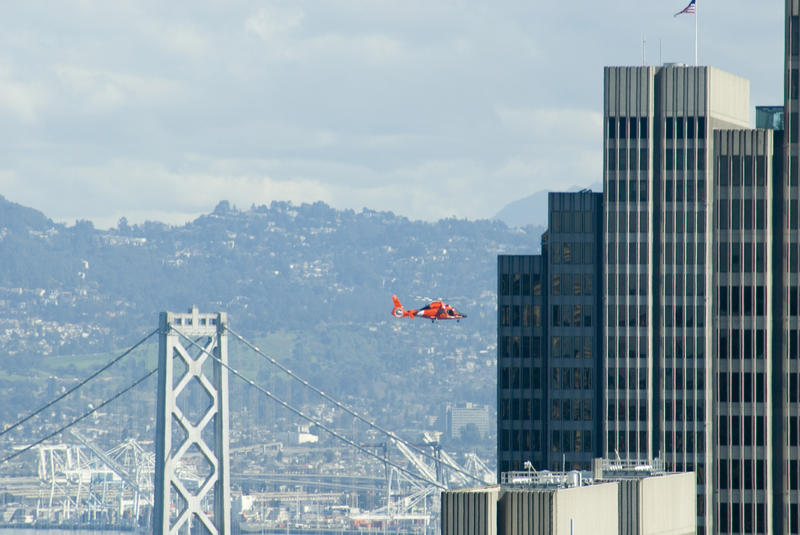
<box><xmin>497</xmin><ymin>191</ymin><xmax>603</xmax><ymax>474</ymax></box>
<box><xmin>604</xmin><ymin>65</ymin><xmax>750</xmax><ymax>534</ymax></box>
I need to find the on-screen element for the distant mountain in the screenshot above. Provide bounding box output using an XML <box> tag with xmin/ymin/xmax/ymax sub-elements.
<box><xmin>0</xmin><ymin>195</ymin><xmax>54</xmax><ymax>232</ymax></box>
<box><xmin>0</xmin><ymin>198</ymin><xmax>543</xmax><ymax>432</ymax></box>
<box><xmin>493</xmin><ymin>182</ymin><xmax>603</xmax><ymax>228</ymax></box>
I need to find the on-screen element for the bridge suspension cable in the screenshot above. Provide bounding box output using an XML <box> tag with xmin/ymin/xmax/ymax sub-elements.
<box><xmin>0</xmin><ymin>328</ymin><xmax>159</xmax><ymax>440</ymax></box>
<box><xmin>227</xmin><ymin>327</ymin><xmax>484</xmax><ymax>485</ymax></box>
<box><xmin>0</xmin><ymin>368</ymin><xmax>157</xmax><ymax>465</ymax></box>
<box><xmin>172</xmin><ymin>327</ymin><xmax>445</xmax><ymax>490</ymax></box>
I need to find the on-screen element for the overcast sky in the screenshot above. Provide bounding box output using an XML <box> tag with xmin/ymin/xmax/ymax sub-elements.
<box><xmin>0</xmin><ymin>1</ymin><xmax>783</xmax><ymax>228</ymax></box>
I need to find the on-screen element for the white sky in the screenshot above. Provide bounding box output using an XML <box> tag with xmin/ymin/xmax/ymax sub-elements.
<box><xmin>0</xmin><ymin>1</ymin><xmax>783</xmax><ymax>228</ymax></box>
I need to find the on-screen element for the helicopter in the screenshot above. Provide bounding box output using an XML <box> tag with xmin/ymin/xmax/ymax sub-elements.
<box><xmin>391</xmin><ymin>295</ymin><xmax>467</xmax><ymax>322</ymax></box>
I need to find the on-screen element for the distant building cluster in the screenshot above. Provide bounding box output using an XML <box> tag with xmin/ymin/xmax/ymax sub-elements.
<box><xmin>495</xmin><ymin>2</ymin><xmax>800</xmax><ymax>534</ymax></box>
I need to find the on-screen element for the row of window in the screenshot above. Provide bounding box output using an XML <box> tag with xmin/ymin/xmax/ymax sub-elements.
<box><xmin>663</xmin><ymin>304</ymin><xmax>708</xmax><ymax>328</ymax></box>
<box><xmin>663</xmin><ymin>430</ymin><xmax>706</xmax><ymax>454</ymax></box>
<box><xmin>498</xmin><ymin>335</ymin><xmax>542</xmax><ymax>359</ymax></box>
<box><xmin>664</xmin><ymin>177</ymin><xmax>707</xmax><ymax>202</ymax></box>
<box><xmin>499</xmin><ymin>398</ymin><xmax>541</xmax><ymax>421</ymax></box>
<box><xmin>716</xmin><ymin>154</ymin><xmax>769</xmax><ymax>187</ymax></box>
<box><xmin>663</xmin><ymin>367</ymin><xmax>706</xmax><ymax>392</ymax></box>
<box><xmin>717</xmin><ymin>199</ymin><xmax>767</xmax><ymax>230</ymax></box>
<box><xmin>607</xmin><ymin>147</ymin><xmax>649</xmax><ymax>173</ymax></box>
<box><xmin>499</xmin><ymin>366</ymin><xmax>541</xmax><ymax>389</ymax></box>
<box><xmin>499</xmin><ymin>429</ymin><xmax>540</xmax><ymax>452</ymax></box>
<box><xmin>663</xmin><ymin>400</ymin><xmax>706</xmax><ymax>423</ymax></box>
<box><xmin>550</xmin><ymin>241</ymin><xmax>595</xmax><ymax>265</ymax></box>
<box><xmin>605</xmin><ymin>242</ymin><xmax>648</xmax><ymax>265</ymax></box>
<box><xmin>499</xmin><ymin>305</ymin><xmax>542</xmax><ymax>328</ymax></box>
<box><xmin>717</xmin><ymin>241</ymin><xmax>767</xmax><ymax>273</ymax></box>
<box><xmin>606</xmin><ymin>336</ymin><xmax>648</xmax><ymax>360</ymax></box>
<box><xmin>663</xmin><ymin>273</ymin><xmax>707</xmax><ymax>297</ymax></box>
<box><xmin>717</xmin><ymin>498</ymin><xmax>766</xmax><ymax>534</ymax></box>
<box><xmin>607</xmin><ymin>209</ymin><xmax>649</xmax><ymax>234</ymax></box>
<box><xmin>718</xmin><ymin>459</ymin><xmax>767</xmax><ymax>490</ymax></box>
<box><xmin>717</xmin><ymin>372</ymin><xmax>766</xmax><ymax>403</ymax></box>
<box><xmin>550</xmin><ymin>210</ymin><xmax>597</xmax><ymax>234</ymax></box>
<box><xmin>718</xmin><ymin>414</ymin><xmax>766</xmax><ymax>446</ymax></box>
<box><xmin>607</xmin><ymin>115</ymin><xmax>707</xmax><ymax>141</ymax></box>
<box><xmin>551</xmin><ymin>304</ymin><xmax>593</xmax><ymax>327</ymax></box>
<box><xmin>551</xmin><ymin>367</ymin><xmax>594</xmax><ymax>390</ymax></box>
<box><xmin>607</xmin><ymin>367</ymin><xmax>648</xmax><ymax>390</ymax></box>
<box><xmin>607</xmin><ymin>116</ymin><xmax>649</xmax><ymax>139</ymax></box>
<box><xmin>606</xmin><ymin>430</ymin><xmax>648</xmax><ymax>456</ymax></box>
<box><xmin>718</xmin><ymin>329</ymin><xmax>766</xmax><ymax>360</ymax></box>
<box><xmin>551</xmin><ymin>336</ymin><xmax>594</xmax><ymax>360</ymax></box>
<box><xmin>551</xmin><ymin>399</ymin><xmax>592</xmax><ymax>421</ymax></box>
<box><xmin>664</xmin><ymin>148</ymin><xmax>707</xmax><ymax>172</ymax></box>
<box><xmin>552</xmin><ymin>273</ymin><xmax>594</xmax><ymax>296</ymax></box>
<box><xmin>499</xmin><ymin>272</ymin><xmax>542</xmax><ymax>296</ymax></box>
<box><xmin>661</xmin><ymin>240</ymin><xmax>706</xmax><ymax>265</ymax></box>
<box><xmin>607</xmin><ymin>400</ymin><xmax>648</xmax><ymax>422</ymax></box>
<box><xmin>606</xmin><ymin>304</ymin><xmax>649</xmax><ymax>327</ymax></box>
<box><xmin>662</xmin><ymin>209</ymin><xmax>708</xmax><ymax>234</ymax></box>
<box><xmin>718</xmin><ymin>285</ymin><xmax>767</xmax><ymax>316</ymax></box>
<box><xmin>608</xmin><ymin>272</ymin><xmax>649</xmax><ymax>297</ymax></box>
<box><xmin>662</xmin><ymin>337</ymin><xmax>706</xmax><ymax>360</ymax></box>
<box><xmin>666</xmin><ymin>116</ymin><xmax>706</xmax><ymax>139</ymax></box>
<box><xmin>606</xmin><ymin>178</ymin><xmax>649</xmax><ymax>203</ymax></box>
<box><xmin>552</xmin><ymin>430</ymin><xmax>592</xmax><ymax>453</ymax></box>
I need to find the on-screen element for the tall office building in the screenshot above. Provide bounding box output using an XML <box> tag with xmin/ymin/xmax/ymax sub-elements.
<box><xmin>712</xmin><ymin>129</ymin><xmax>777</xmax><ymax>534</ymax></box>
<box><xmin>497</xmin><ymin>254</ymin><xmax>546</xmax><ymax>472</ymax></box>
<box><xmin>497</xmin><ymin>191</ymin><xmax>602</xmax><ymax>474</ymax></box>
<box><xmin>603</xmin><ymin>65</ymin><xmax>750</xmax><ymax>534</ymax></box>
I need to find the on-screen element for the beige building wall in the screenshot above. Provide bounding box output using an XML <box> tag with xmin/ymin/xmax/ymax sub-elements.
<box><xmin>442</xmin><ymin>472</ymin><xmax>695</xmax><ymax>535</ymax></box>
<box><xmin>638</xmin><ymin>472</ymin><xmax>697</xmax><ymax>535</ymax></box>
<box><xmin>441</xmin><ymin>487</ymin><xmax>499</xmax><ymax>535</ymax></box>
<box><xmin>552</xmin><ymin>482</ymin><xmax>618</xmax><ymax>535</ymax></box>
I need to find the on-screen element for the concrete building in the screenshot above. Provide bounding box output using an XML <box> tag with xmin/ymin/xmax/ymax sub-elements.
<box><xmin>442</xmin><ymin>459</ymin><xmax>695</xmax><ymax>535</ymax></box>
<box><xmin>603</xmin><ymin>66</ymin><xmax>750</xmax><ymax>534</ymax></box>
<box><xmin>497</xmin><ymin>191</ymin><xmax>603</xmax><ymax>474</ymax></box>
<box><xmin>712</xmin><ymin>128</ymin><xmax>777</xmax><ymax>534</ymax></box>
<box><xmin>783</xmin><ymin>2</ymin><xmax>800</xmax><ymax>533</ymax></box>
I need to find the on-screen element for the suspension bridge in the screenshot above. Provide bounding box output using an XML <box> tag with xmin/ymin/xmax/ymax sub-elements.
<box><xmin>0</xmin><ymin>308</ymin><xmax>494</xmax><ymax>534</ymax></box>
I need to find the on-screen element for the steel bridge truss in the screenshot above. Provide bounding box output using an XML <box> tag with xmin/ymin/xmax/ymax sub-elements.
<box><xmin>154</xmin><ymin>308</ymin><xmax>230</xmax><ymax>534</ymax></box>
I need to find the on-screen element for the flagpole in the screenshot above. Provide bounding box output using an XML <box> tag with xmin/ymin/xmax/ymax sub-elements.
<box><xmin>694</xmin><ymin>0</ymin><xmax>698</xmax><ymax>66</ymax></box>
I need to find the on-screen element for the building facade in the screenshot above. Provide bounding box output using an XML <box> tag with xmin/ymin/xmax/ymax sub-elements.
<box><xmin>497</xmin><ymin>191</ymin><xmax>603</xmax><ymax>474</ymax></box>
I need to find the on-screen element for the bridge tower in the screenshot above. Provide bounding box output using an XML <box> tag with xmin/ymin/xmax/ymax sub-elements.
<box><xmin>154</xmin><ymin>308</ymin><xmax>230</xmax><ymax>534</ymax></box>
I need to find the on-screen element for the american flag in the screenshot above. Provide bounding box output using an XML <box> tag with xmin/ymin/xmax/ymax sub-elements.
<box><xmin>674</xmin><ymin>0</ymin><xmax>696</xmax><ymax>17</ymax></box>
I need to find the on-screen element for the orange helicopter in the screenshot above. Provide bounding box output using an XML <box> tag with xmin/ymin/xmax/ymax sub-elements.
<box><xmin>391</xmin><ymin>295</ymin><xmax>467</xmax><ymax>322</ymax></box>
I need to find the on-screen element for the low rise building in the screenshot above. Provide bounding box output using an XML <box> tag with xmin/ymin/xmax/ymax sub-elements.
<box><xmin>442</xmin><ymin>458</ymin><xmax>695</xmax><ymax>535</ymax></box>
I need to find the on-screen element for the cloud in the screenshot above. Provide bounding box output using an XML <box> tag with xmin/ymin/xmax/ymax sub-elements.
<box><xmin>0</xmin><ymin>0</ymin><xmax>784</xmax><ymax>228</ymax></box>
<box><xmin>0</xmin><ymin>65</ymin><xmax>47</xmax><ymax>124</ymax></box>
<box><xmin>245</xmin><ymin>6</ymin><xmax>304</xmax><ymax>42</ymax></box>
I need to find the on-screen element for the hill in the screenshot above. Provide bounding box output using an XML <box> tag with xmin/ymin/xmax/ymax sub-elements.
<box><xmin>0</xmin><ymin>197</ymin><xmax>540</xmax><ymax>441</ymax></box>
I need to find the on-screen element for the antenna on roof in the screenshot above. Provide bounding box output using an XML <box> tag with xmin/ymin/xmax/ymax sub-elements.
<box><xmin>642</xmin><ymin>34</ymin><xmax>646</xmax><ymax>65</ymax></box>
